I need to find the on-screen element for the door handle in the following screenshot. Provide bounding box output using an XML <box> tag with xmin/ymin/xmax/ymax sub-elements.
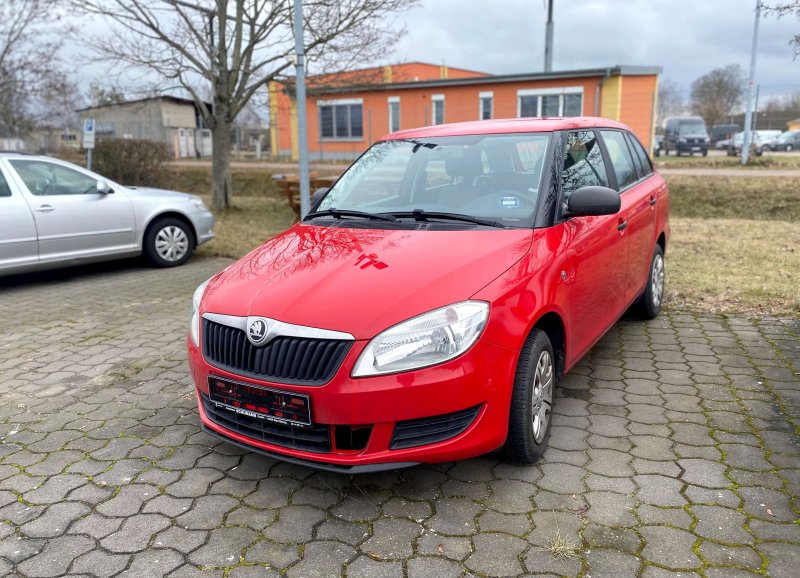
<box><xmin>649</xmin><ymin>196</ymin><xmax>657</xmax><ymax>206</ymax></box>
<box><xmin>35</xmin><ymin>205</ymin><xmax>55</xmax><ymax>213</ymax></box>
<box><xmin>617</xmin><ymin>219</ymin><xmax>628</xmax><ymax>231</ymax></box>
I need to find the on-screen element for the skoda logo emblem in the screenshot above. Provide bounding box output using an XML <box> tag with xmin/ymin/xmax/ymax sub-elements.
<box><xmin>247</xmin><ymin>318</ymin><xmax>270</xmax><ymax>346</ymax></box>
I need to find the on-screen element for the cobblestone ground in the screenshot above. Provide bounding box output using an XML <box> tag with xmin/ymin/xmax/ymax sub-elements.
<box><xmin>0</xmin><ymin>257</ymin><xmax>798</xmax><ymax>578</ymax></box>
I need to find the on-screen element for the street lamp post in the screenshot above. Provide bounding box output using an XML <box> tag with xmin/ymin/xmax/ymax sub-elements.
<box><xmin>742</xmin><ymin>0</ymin><xmax>761</xmax><ymax>165</ymax></box>
<box><xmin>293</xmin><ymin>0</ymin><xmax>311</xmax><ymax>218</ymax></box>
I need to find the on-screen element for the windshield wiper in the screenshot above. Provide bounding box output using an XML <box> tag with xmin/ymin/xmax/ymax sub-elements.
<box><xmin>304</xmin><ymin>208</ymin><xmax>397</xmax><ymax>223</ymax></box>
<box><xmin>388</xmin><ymin>209</ymin><xmax>505</xmax><ymax>228</ymax></box>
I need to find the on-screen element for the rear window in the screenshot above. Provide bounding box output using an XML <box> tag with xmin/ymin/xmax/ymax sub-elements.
<box><xmin>625</xmin><ymin>132</ymin><xmax>653</xmax><ymax>178</ymax></box>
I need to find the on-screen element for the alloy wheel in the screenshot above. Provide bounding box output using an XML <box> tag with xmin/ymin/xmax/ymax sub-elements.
<box><xmin>531</xmin><ymin>350</ymin><xmax>554</xmax><ymax>443</ymax></box>
<box><xmin>651</xmin><ymin>253</ymin><xmax>665</xmax><ymax>307</ymax></box>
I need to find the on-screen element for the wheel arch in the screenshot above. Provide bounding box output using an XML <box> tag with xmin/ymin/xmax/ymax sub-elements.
<box><xmin>143</xmin><ymin>211</ymin><xmax>198</xmax><ymax>249</ymax></box>
<box><xmin>528</xmin><ymin>311</ymin><xmax>566</xmax><ymax>380</ymax></box>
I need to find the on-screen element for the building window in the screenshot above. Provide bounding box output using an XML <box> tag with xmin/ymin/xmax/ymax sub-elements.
<box><xmin>517</xmin><ymin>88</ymin><xmax>583</xmax><ymax>117</ymax></box>
<box><xmin>479</xmin><ymin>92</ymin><xmax>493</xmax><ymax>120</ymax></box>
<box><xmin>95</xmin><ymin>121</ymin><xmax>115</xmax><ymax>135</ymax></box>
<box><xmin>319</xmin><ymin>99</ymin><xmax>363</xmax><ymax>140</ymax></box>
<box><xmin>388</xmin><ymin>97</ymin><xmax>400</xmax><ymax>132</ymax></box>
<box><xmin>432</xmin><ymin>94</ymin><xmax>445</xmax><ymax>125</ymax></box>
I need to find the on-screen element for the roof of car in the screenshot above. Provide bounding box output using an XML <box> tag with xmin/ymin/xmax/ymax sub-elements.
<box><xmin>382</xmin><ymin>116</ymin><xmax>632</xmax><ymax>141</ymax></box>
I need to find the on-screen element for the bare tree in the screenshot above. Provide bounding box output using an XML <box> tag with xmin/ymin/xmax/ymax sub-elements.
<box><xmin>87</xmin><ymin>83</ymin><xmax>128</xmax><ymax>107</ymax></box>
<box><xmin>657</xmin><ymin>78</ymin><xmax>684</xmax><ymax>128</ymax></box>
<box><xmin>70</xmin><ymin>0</ymin><xmax>417</xmax><ymax>210</ymax></box>
<box><xmin>764</xmin><ymin>2</ymin><xmax>800</xmax><ymax>57</ymax></box>
<box><xmin>690</xmin><ymin>65</ymin><xmax>745</xmax><ymax>129</ymax></box>
<box><xmin>35</xmin><ymin>71</ymin><xmax>84</xmax><ymax>151</ymax></box>
<box><xmin>0</xmin><ymin>0</ymin><xmax>69</xmax><ymax>139</ymax></box>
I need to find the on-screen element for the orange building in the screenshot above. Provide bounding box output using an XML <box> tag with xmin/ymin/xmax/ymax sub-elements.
<box><xmin>269</xmin><ymin>62</ymin><xmax>661</xmax><ymax>160</ymax></box>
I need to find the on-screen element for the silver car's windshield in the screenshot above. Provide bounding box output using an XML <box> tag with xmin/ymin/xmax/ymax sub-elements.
<box><xmin>317</xmin><ymin>133</ymin><xmax>551</xmax><ymax>227</ymax></box>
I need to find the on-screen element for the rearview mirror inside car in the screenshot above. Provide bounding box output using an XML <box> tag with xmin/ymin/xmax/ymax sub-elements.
<box><xmin>566</xmin><ymin>185</ymin><xmax>620</xmax><ymax>217</ymax></box>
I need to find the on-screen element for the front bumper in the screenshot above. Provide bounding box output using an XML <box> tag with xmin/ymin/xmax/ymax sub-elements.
<box><xmin>674</xmin><ymin>142</ymin><xmax>709</xmax><ymax>152</ymax></box>
<box><xmin>191</xmin><ymin>210</ymin><xmax>216</xmax><ymax>245</ymax></box>
<box><xmin>187</xmin><ymin>336</ymin><xmax>518</xmax><ymax>470</ymax></box>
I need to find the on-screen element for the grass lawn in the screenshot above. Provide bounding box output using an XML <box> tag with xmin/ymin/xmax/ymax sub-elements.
<box><xmin>163</xmin><ymin>167</ymin><xmax>800</xmax><ymax>318</ymax></box>
<box><xmin>654</xmin><ymin>152</ymin><xmax>800</xmax><ymax>169</ymax></box>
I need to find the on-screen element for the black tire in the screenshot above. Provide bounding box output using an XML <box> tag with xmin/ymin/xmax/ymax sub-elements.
<box><xmin>502</xmin><ymin>330</ymin><xmax>556</xmax><ymax>464</ymax></box>
<box><xmin>786</xmin><ymin>144</ymin><xmax>794</xmax><ymax>152</ymax></box>
<box><xmin>633</xmin><ymin>244</ymin><xmax>665</xmax><ymax>319</ymax></box>
<box><xmin>702</xmin><ymin>149</ymin><xmax>708</xmax><ymax>157</ymax></box>
<box><xmin>143</xmin><ymin>217</ymin><xmax>195</xmax><ymax>268</ymax></box>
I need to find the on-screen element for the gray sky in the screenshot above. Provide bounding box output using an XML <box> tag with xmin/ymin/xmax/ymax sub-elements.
<box><xmin>68</xmin><ymin>0</ymin><xmax>799</xmax><ymax>106</ymax></box>
<box><xmin>389</xmin><ymin>0</ymin><xmax>799</xmax><ymax>101</ymax></box>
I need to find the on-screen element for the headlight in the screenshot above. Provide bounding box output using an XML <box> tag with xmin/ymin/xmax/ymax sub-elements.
<box><xmin>189</xmin><ymin>196</ymin><xmax>208</xmax><ymax>210</ymax></box>
<box><xmin>352</xmin><ymin>301</ymin><xmax>489</xmax><ymax>377</ymax></box>
<box><xmin>190</xmin><ymin>278</ymin><xmax>211</xmax><ymax>346</ymax></box>
<box><xmin>703</xmin><ymin>137</ymin><xmax>709</xmax><ymax>143</ymax></box>
<box><xmin>678</xmin><ymin>138</ymin><xmax>687</xmax><ymax>143</ymax></box>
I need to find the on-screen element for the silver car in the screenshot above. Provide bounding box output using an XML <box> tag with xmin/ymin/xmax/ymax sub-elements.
<box><xmin>0</xmin><ymin>152</ymin><xmax>215</xmax><ymax>275</ymax></box>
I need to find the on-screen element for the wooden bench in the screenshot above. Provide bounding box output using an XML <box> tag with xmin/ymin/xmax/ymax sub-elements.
<box><xmin>274</xmin><ymin>173</ymin><xmax>339</xmax><ymax>222</ymax></box>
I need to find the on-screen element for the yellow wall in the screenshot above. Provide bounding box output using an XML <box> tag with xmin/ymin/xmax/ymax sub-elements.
<box><xmin>600</xmin><ymin>75</ymin><xmax>623</xmax><ymax>121</ymax></box>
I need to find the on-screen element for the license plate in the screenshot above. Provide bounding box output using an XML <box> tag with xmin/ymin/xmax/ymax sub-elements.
<box><xmin>691</xmin><ymin>147</ymin><xmax>701</xmax><ymax>151</ymax></box>
<box><xmin>208</xmin><ymin>376</ymin><xmax>312</xmax><ymax>427</ymax></box>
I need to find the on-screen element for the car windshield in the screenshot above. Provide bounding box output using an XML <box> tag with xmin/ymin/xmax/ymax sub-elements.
<box><xmin>678</xmin><ymin>121</ymin><xmax>707</xmax><ymax>136</ymax></box>
<box><xmin>316</xmin><ymin>133</ymin><xmax>551</xmax><ymax>228</ymax></box>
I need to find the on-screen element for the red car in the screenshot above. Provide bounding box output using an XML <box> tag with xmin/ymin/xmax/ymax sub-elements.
<box><xmin>187</xmin><ymin>117</ymin><xmax>669</xmax><ymax>472</ymax></box>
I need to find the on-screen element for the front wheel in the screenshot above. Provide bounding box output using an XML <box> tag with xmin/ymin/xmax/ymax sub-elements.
<box><xmin>502</xmin><ymin>330</ymin><xmax>555</xmax><ymax>464</ymax></box>
<box><xmin>786</xmin><ymin>144</ymin><xmax>794</xmax><ymax>152</ymax></box>
<box><xmin>633</xmin><ymin>244</ymin><xmax>665</xmax><ymax>319</ymax></box>
<box><xmin>144</xmin><ymin>217</ymin><xmax>195</xmax><ymax>267</ymax></box>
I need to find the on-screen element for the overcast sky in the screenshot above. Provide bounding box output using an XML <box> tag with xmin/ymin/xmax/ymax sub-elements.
<box><xmin>388</xmin><ymin>0</ymin><xmax>799</xmax><ymax>100</ymax></box>
<box><xmin>68</xmin><ymin>0</ymin><xmax>798</xmax><ymax>105</ymax></box>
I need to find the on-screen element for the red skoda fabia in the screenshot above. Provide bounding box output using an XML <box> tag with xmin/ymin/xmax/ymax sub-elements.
<box><xmin>187</xmin><ymin>117</ymin><xmax>669</xmax><ymax>472</ymax></box>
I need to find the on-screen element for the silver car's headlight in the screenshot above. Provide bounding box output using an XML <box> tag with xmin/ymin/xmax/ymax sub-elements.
<box><xmin>190</xmin><ymin>278</ymin><xmax>211</xmax><ymax>346</ymax></box>
<box><xmin>189</xmin><ymin>196</ymin><xmax>208</xmax><ymax>210</ymax></box>
<box><xmin>352</xmin><ymin>301</ymin><xmax>489</xmax><ymax>377</ymax></box>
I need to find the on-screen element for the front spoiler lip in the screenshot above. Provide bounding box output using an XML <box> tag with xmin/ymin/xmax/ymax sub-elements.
<box><xmin>201</xmin><ymin>425</ymin><xmax>420</xmax><ymax>474</ymax></box>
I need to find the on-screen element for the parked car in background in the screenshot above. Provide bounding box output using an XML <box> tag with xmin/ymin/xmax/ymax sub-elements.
<box><xmin>187</xmin><ymin>117</ymin><xmax>670</xmax><ymax>471</ymax></box>
<box><xmin>716</xmin><ymin>137</ymin><xmax>733</xmax><ymax>150</ymax></box>
<box><xmin>768</xmin><ymin>130</ymin><xmax>800</xmax><ymax>152</ymax></box>
<box><xmin>0</xmin><ymin>153</ymin><xmax>215</xmax><ymax>275</ymax></box>
<box><xmin>754</xmin><ymin>130</ymin><xmax>783</xmax><ymax>152</ymax></box>
<box><xmin>653</xmin><ymin>134</ymin><xmax>664</xmax><ymax>157</ymax></box>
<box><xmin>710</xmin><ymin>123</ymin><xmax>740</xmax><ymax>147</ymax></box>
<box><xmin>726</xmin><ymin>131</ymin><xmax>778</xmax><ymax>156</ymax></box>
<box><xmin>663</xmin><ymin>116</ymin><xmax>710</xmax><ymax>156</ymax></box>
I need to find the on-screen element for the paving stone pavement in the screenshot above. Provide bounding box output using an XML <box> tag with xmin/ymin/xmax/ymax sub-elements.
<box><xmin>0</xmin><ymin>257</ymin><xmax>799</xmax><ymax>578</ymax></box>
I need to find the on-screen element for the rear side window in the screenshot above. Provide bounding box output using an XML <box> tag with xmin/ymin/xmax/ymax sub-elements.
<box><xmin>561</xmin><ymin>131</ymin><xmax>609</xmax><ymax>200</ymax></box>
<box><xmin>625</xmin><ymin>132</ymin><xmax>653</xmax><ymax>178</ymax></box>
<box><xmin>0</xmin><ymin>168</ymin><xmax>11</xmax><ymax>197</ymax></box>
<box><xmin>600</xmin><ymin>130</ymin><xmax>637</xmax><ymax>190</ymax></box>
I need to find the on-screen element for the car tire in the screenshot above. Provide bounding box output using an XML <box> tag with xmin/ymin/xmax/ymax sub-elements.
<box><xmin>144</xmin><ymin>217</ymin><xmax>195</xmax><ymax>268</ymax></box>
<box><xmin>633</xmin><ymin>244</ymin><xmax>665</xmax><ymax>320</ymax></box>
<box><xmin>702</xmin><ymin>149</ymin><xmax>708</xmax><ymax>157</ymax></box>
<box><xmin>502</xmin><ymin>329</ymin><xmax>555</xmax><ymax>464</ymax></box>
<box><xmin>787</xmin><ymin>144</ymin><xmax>794</xmax><ymax>152</ymax></box>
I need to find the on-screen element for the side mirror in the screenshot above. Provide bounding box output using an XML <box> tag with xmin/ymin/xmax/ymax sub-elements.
<box><xmin>566</xmin><ymin>185</ymin><xmax>620</xmax><ymax>217</ymax></box>
<box><xmin>97</xmin><ymin>180</ymin><xmax>113</xmax><ymax>194</ymax></box>
<box><xmin>311</xmin><ymin>187</ymin><xmax>329</xmax><ymax>210</ymax></box>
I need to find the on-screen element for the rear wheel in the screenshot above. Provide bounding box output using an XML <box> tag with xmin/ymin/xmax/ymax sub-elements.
<box><xmin>786</xmin><ymin>144</ymin><xmax>794</xmax><ymax>152</ymax></box>
<box><xmin>144</xmin><ymin>217</ymin><xmax>194</xmax><ymax>267</ymax></box>
<box><xmin>633</xmin><ymin>244</ymin><xmax>665</xmax><ymax>319</ymax></box>
<box><xmin>502</xmin><ymin>330</ymin><xmax>555</xmax><ymax>464</ymax></box>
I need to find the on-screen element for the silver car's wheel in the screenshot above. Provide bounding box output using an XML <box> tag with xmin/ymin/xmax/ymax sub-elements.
<box><xmin>531</xmin><ymin>350</ymin><xmax>554</xmax><ymax>443</ymax></box>
<box><xmin>156</xmin><ymin>226</ymin><xmax>189</xmax><ymax>262</ymax></box>
<box><xmin>144</xmin><ymin>217</ymin><xmax>194</xmax><ymax>268</ymax></box>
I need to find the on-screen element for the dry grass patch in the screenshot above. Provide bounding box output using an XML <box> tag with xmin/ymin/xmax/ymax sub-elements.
<box><xmin>195</xmin><ymin>193</ymin><xmax>294</xmax><ymax>259</ymax></box>
<box><xmin>667</xmin><ymin>217</ymin><xmax>800</xmax><ymax>317</ymax></box>
<box><xmin>655</xmin><ymin>153</ymin><xmax>800</xmax><ymax>169</ymax></box>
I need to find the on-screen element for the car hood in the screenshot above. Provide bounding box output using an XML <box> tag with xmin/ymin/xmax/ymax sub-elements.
<box><xmin>202</xmin><ymin>223</ymin><xmax>533</xmax><ymax>339</ymax></box>
<box><xmin>124</xmin><ymin>186</ymin><xmax>194</xmax><ymax>201</ymax></box>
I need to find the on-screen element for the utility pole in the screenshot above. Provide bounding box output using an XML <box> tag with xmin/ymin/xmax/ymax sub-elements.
<box><xmin>293</xmin><ymin>0</ymin><xmax>311</xmax><ymax>218</ymax></box>
<box><xmin>742</xmin><ymin>0</ymin><xmax>761</xmax><ymax>165</ymax></box>
<box><xmin>544</xmin><ymin>0</ymin><xmax>554</xmax><ymax>72</ymax></box>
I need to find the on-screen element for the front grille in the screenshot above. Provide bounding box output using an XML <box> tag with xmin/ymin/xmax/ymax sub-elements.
<box><xmin>201</xmin><ymin>393</ymin><xmax>331</xmax><ymax>453</ymax></box>
<box><xmin>202</xmin><ymin>318</ymin><xmax>352</xmax><ymax>385</ymax></box>
<box><xmin>390</xmin><ymin>405</ymin><xmax>482</xmax><ymax>449</ymax></box>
